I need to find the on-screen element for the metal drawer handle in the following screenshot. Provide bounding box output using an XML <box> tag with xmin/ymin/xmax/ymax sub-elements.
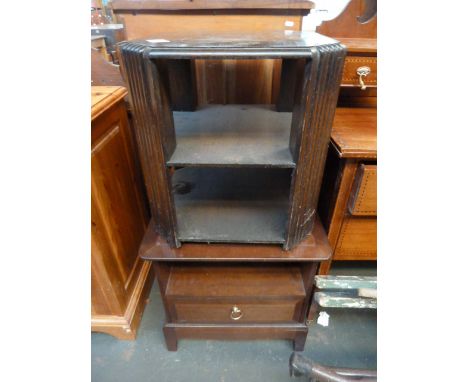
<box><xmin>230</xmin><ymin>306</ymin><xmax>243</xmax><ymax>320</ymax></box>
<box><xmin>356</xmin><ymin>66</ymin><xmax>371</xmax><ymax>90</ymax></box>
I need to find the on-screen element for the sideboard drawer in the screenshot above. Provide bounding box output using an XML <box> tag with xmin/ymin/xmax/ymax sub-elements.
<box><xmin>348</xmin><ymin>164</ymin><xmax>377</xmax><ymax>216</ymax></box>
<box><xmin>334</xmin><ymin>217</ymin><xmax>377</xmax><ymax>260</ymax></box>
<box><xmin>165</xmin><ymin>264</ymin><xmax>306</xmax><ymax>324</ymax></box>
<box><xmin>173</xmin><ymin>301</ymin><xmax>301</xmax><ymax>323</ymax></box>
<box><xmin>341</xmin><ymin>57</ymin><xmax>377</xmax><ymax>88</ymax></box>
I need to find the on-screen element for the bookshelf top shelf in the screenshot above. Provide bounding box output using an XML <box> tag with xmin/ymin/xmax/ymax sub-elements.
<box><xmin>124</xmin><ymin>31</ymin><xmax>340</xmax><ymax>59</ymax></box>
<box><xmin>167</xmin><ymin>105</ymin><xmax>295</xmax><ymax>168</ymax></box>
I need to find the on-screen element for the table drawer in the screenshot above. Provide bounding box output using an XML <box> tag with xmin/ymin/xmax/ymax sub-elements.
<box><xmin>348</xmin><ymin>164</ymin><xmax>377</xmax><ymax>216</ymax></box>
<box><xmin>173</xmin><ymin>301</ymin><xmax>301</xmax><ymax>323</ymax></box>
<box><xmin>341</xmin><ymin>56</ymin><xmax>377</xmax><ymax>88</ymax></box>
<box><xmin>165</xmin><ymin>264</ymin><xmax>306</xmax><ymax>324</ymax></box>
<box><xmin>335</xmin><ymin>217</ymin><xmax>377</xmax><ymax>260</ymax></box>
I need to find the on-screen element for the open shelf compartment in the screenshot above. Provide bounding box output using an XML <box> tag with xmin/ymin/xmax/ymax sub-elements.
<box><xmin>172</xmin><ymin>167</ymin><xmax>292</xmax><ymax>244</ymax></box>
<box><xmin>167</xmin><ymin>104</ymin><xmax>295</xmax><ymax>168</ymax></box>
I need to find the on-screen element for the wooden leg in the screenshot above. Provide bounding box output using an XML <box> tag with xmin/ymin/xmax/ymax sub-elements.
<box><xmin>163</xmin><ymin>326</ymin><xmax>178</xmax><ymax>351</ymax></box>
<box><xmin>307</xmin><ymin>299</ymin><xmax>320</xmax><ymax>322</ymax></box>
<box><xmin>318</xmin><ymin>259</ymin><xmax>332</xmax><ymax>275</ymax></box>
<box><xmin>293</xmin><ymin>331</ymin><xmax>308</xmax><ymax>351</ymax></box>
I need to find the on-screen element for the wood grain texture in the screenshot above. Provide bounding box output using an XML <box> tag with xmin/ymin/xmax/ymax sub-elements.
<box><xmin>334</xmin><ymin>217</ymin><xmax>376</xmax><ymax>260</ymax></box>
<box><xmin>91</xmin><ymin>86</ymin><xmax>153</xmax><ymax>339</ymax></box>
<box><xmin>338</xmin><ymin>38</ymin><xmax>376</xmax><ymax>55</ymax></box>
<box><xmin>166</xmin><ymin>264</ymin><xmax>306</xmax><ymax>298</ymax></box>
<box><xmin>285</xmin><ymin>43</ymin><xmax>347</xmax><ymax>249</ymax></box>
<box><xmin>92</xmin><ymin>49</ymin><xmax>127</xmax><ymax>87</ymax></box>
<box><xmin>118</xmin><ymin>42</ymin><xmax>180</xmax><ymax>247</ymax></box>
<box><xmin>91</xmin><ymin>86</ymin><xmax>127</xmax><ymax>120</ymax></box>
<box><xmin>317</xmin><ymin>0</ymin><xmax>377</xmax><ymax>39</ymax></box>
<box><xmin>317</xmin><ymin>159</ymin><xmax>358</xmax><ymax>275</ymax></box>
<box><xmin>331</xmin><ymin>107</ymin><xmax>377</xmax><ymax>159</ymax></box>
<box><xmin>348</xmin><ymin>164</ymin><xmax>376</xmax><ymax>216</ymax></box>
<box><xmin>341</xmin><ymin>56</ymin><xmax>377</xmax><ymax>88</ymax></box>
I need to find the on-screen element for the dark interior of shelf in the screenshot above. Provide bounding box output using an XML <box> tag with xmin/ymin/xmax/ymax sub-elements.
<box><xmin>167</xmin><ymin>104</ymin><xmax>294</xmax><ymax>167</ymax></box>
<box><xmin>172</xmin><ymin>167</ymin><xmax>292</xmax><ymax>244</ymax></box>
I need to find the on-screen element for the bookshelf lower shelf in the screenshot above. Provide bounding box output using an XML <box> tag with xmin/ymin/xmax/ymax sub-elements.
<box><xmin>172</xmin><ymin>167</ymin><xmax>291</xmax><ymax>244</ymax></box>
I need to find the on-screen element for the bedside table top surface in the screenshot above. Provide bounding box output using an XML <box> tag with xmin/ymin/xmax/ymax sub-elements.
<box><xmin>338</xmin><ymin>38</ymin><xmax>377</xmax><ymax>54</ymax></box>
<box><xmin>331</xmin><ymin>107</ymin><xmax>377</xmax><ymax>160</ymax></box>
<box><xmin>140</xmin><ymin>217</ymin><xmax>332</xmax><ymax>262</ymax></box>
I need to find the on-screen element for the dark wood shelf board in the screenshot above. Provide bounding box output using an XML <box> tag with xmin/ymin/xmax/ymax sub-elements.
<box><xmin>167</xmin><ymin>105</ymin><xmax>295</xmax><ymax>168</ymax></box>
<box><xmin>139</xmin><ymin>216</ymin><xmax>331</xmax><ymax>262</ymax></box>
<box><xmin>172</xmin><ymin>167</ymin><xmax>291</xmax><ymax>244</ymax></box>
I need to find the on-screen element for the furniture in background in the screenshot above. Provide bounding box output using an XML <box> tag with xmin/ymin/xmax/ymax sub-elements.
<box><xmin>91</xmin><ymin>35</ymin><xmax>110</xmax><ymax>61</ymax></box>
<box><xmin>119</xmin><ymin>31</ymin><xmax>346</xmax><ymax>350</ymax></box>
<box><xmin>91</xmin><ymin>86</ymin><xmax>153</xmax><ymax>339</ymax></box>
<box><xmin>316</xmin><ymin>107</ymin><xmax>377</xmax><ymax>276</ymax></box>
<box><xmin>91</xmin><ymin>48</ymin><xmax>126</xmax><ymax>87</ymax></box>
<box><xmin>318</xmin><ymin>0</ymin><xmax>377</xmax><ymax>107</ymax></box>
<box><xmin>111</xmin><ymin>0</ymin><xmax>313</xmax><ymax>105</ymax></box>
<box><xmin>91</xmin><ymin>24</ymin><xmax>126</xmax><ymax>64</ymax></box>
<box><xmin>309</xmin><ymin>0</ymin><xmax>377</xmax><ymax>278</ymax></box>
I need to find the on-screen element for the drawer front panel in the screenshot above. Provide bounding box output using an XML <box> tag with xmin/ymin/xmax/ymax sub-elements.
<box><xmin>348</xmin><ymin>164</ymin><xmax>377</xmax><ymax>216</ymax></box>
<box><xmin>166</xmin><ymin>264</ymin><xmax>306</xmax><ymax>299</ymax></box>
<box><xmin>341</xmin><ymin>57</ymin><xmax>377</xmax><ymax>88</ymax></box>
<box><xmin>335</xmin><ymin>217</ymin><xmax>377</xmax><ymax>260</ymax></box>
<box><xmin>173</xmin><ymin>300</ymin><xmax>301</xmax><ymax>323</ymax></box>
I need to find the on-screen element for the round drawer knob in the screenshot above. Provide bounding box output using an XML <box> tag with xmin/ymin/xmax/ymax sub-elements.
<box><xmin>230</xmin><ymin>306</ymin><xmax>243</xmax><ymax>320</ymax></box>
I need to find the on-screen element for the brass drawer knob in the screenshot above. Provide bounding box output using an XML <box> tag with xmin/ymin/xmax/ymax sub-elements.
<box><xmin>230</xmin><ymin>306</ymin><xmax>243</xmax><ymax>320</ymax></box>
<box><xmin>356</xmin><ymin>66</ymin><xmax>371</xmax><ymax>90</ymax></box>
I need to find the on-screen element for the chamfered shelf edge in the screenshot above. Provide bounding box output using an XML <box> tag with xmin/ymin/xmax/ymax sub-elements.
<box><xmin>167</xmin><ymin>105</ymin><xmax>296</xmax><ymax>168</ymax></box>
